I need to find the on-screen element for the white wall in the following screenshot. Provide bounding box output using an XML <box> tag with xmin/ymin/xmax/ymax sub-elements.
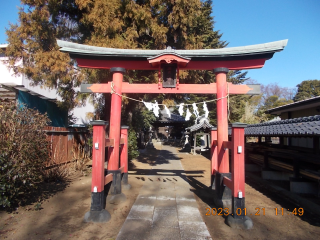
<box><xmin>22</xmin><ymin>74</ymin><xmax>59</xmax><ymax>99</ymax></box>
<box><xmin>0</xmin><ymin>56</ymin><xmax>23</xmax><ymax>85</ymax></box>
<box><xmin>71</xmin><ymin>98</ymin><xmax>95</xmax><ymax>125</ymax></box>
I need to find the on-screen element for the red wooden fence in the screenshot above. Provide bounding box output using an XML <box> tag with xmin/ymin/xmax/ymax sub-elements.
<box><xmin>44</xmin><ymin>126</ymin><xmax>91</xmax><ymax>166</ymax></box>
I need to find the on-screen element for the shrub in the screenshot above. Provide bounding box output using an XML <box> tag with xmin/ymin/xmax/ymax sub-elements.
<box><xmin>0</xmin><ymin>100</ymin><xmax>51</xmax><ymax>208</ymax></box>
<box><xmin>128</xmin><ymin>128</ymin><xmax>139</xmax><ymax>160</ymax></box>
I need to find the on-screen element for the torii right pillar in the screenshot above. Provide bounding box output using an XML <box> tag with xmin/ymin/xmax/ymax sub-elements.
<box><xmin>213</xmin><ymin>67</ymin><xmax>232</xmax><ymax>208</ymax></box>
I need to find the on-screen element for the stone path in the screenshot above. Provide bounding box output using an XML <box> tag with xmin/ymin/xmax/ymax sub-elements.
<box><xmin>116</xmin><ymin>143</ymin><xmax>211</xmax><ymax>240</ymax></box>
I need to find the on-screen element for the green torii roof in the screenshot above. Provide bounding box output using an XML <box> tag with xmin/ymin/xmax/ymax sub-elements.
<box><xmin>57</xmin><ymin>39</ymin><xmax>288</xmax><ymax>61</ymax></box>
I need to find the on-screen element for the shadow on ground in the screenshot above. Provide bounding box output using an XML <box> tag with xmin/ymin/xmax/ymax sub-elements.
<box><xmin>1</xmin><ymin>179</ymin><xmax>70</xmax><ymax>212</ymax></box>
<box><xmin>131</xmin><ymin>149</ymin><xmax>182</xmax><ymax>168</ymax></box>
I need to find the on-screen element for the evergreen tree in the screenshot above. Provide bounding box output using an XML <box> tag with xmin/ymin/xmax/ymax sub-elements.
<box><xmin>293</xmin><ymin>80</ymin><xmax>320</xmax><ymax>102</ymax></box>
<box><xmin>5</xmin><ymin>0</ymin><xmax>247</xmax><ymax>130</ymax></box>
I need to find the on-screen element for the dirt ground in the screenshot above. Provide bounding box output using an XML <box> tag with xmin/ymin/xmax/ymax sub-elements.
<box><xmin>1</xmin><ymin>146</ymin><xmax>320</xmax><ymax>240</ymax></box>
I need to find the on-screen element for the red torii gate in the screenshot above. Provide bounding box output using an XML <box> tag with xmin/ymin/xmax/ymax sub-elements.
<box><xmin>57</xmin><ymin>39</ymin><xmax>287</xmax><ymax>226</ymax></box>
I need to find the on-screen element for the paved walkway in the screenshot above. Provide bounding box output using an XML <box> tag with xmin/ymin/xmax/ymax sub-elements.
<box><xmin>116</xmin><ymin>142</ymin><xmax>211</xmax><ymax>240</ymax></box>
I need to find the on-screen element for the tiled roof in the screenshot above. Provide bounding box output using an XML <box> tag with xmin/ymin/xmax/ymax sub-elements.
<box><xmin>186</xmin><ymin>119</ymin><xmax>214</xmax><ymax>132</ymax></box>
<box><xmin>156</xmin><ymin>112</ymin><xmax>185</xmax><ymax>124</ymax></box>
<box><xmin>245</xmin><ymin>115</ymin><xmax>320</xmax><ymax>136</ymax></box>
<box><xmin>57</xmin><ymin>39</ymin><xmax>288</xmax><ymax>59</ymax></box>
<box><xmin>0</xmin><ymin>84</ymin><xmax>57</xmax><ymax>102</ymax></box>
<box><xmin>266</xmin><ymin>96</ymin><xmax>320</xmax><ymax>114</ymax></box>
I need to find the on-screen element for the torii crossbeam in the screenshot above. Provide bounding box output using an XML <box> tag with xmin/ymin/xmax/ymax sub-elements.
<box><xmin>57</xmin><ymin>39</ymin><xmax>287</xmax><ymax>226</ymax></box>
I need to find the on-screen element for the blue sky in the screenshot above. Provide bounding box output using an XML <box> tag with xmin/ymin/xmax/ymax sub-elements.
<box><xmin>213</xmin><ymin>0</ymin><xmax>320</xmax><ymax>88</ymax></box>
<box><xmin>1</xmin><ymin>0</ymin><xmax>319</xmax><ymax>89</ymax></box>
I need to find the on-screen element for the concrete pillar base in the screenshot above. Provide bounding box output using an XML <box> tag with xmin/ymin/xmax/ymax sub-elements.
<box><xmin>245</xmin><ymin>164</ymin><xmax>261</xmax><ymax>172</ymax></box>
<box><xmin>122</xmin><ymin>184</ymin><xmax>132</xmax><ymax>190</ymax></box>
<box><xmin>261</xmin><ymin>171</ymin><xmax>293</xmax><ymax>181</ymax></box>
<box><xmin>122</xmin><ymin>172</ymin><xmax>131</xmax><ymax>190</ymax></box>
<box><xmin>226</xmin><ymin>215</ymin><xmax>253</xmax><ymax>229</ymax></box>
<box><xmin>290</xmin><ymin>180</ymin><xmax>318</xmax><ymax>194</ymax></box>
<box><xmin>214</xmin><ymin>172</ymin><xmax>232</xmax><ymax>209</ymax></box>
<box><xmin>107</xmin><ymin>193</ymin><xmax>127</xmax><ymax>204</ymax></box>
<box><xmin>84</xmin><ymin>209</ymin><xmax>111</xmax><ymax>223</ymax></box>
<box><xmin>211</xmin><ymin>174</ymin><xmax>216</xmax><ymax>190</ymax></box>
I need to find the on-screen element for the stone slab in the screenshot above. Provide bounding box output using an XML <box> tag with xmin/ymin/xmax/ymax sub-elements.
<box><xmin>148</xmin><ymin>226</ymin><xmax>181</xmax><ymax>240</ymax></box>
<box><xmin>152</xmin><ymin>209</ymin><xmax>179</xmax><ymax>228</ymax></box>
<box><xmin>116</xmin><ymin>219</ymin><xmax>152</xmax><ymax>240</ymax></box>
<box><xmin>177</xmin><ymin>205</ymin><xmax>203</xmax><ymax>222</ymax></box>
<box><xmin>179</xmin><ymin>221</ymin><xmax>212</xmax><ymax>240</ymax></box>
<box><xmin>155</xmin><ymin>199</ymin><xmax>177</xmax><ymax>209</ymax></box>
<box><xmin>127</xmin><ymin>204</ymin><xmax>154</xmax><ymax>221</ymax></box>
<box><xmin>134</xmin><ymin>196</ymin><xmax>157</xmax><ymax>206</ymax></box>
<box><xmin>116</xmin><ymin>144</ymin><xmax>211</xmax><ymax>240</ymax></box>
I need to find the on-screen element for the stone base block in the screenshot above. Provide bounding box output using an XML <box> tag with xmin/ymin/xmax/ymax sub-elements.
<box><xmin>226</xmin><ymin>215</ymin><xmax>253</xmax><ymax>229</ymax></box>
<box><xmin>107</xmin><ymin>193</ymin><xmax>127</xmax><ymax>204</ymax></box>
<box><xmin>245</xmin><ymin>164</ymin><xmax>261</xmax><ymax>172</ymax></box>
<box><xmin>262</xmin><ymin>170</ymin><xmax>293</xmax><ymax>181</ymax></box>
<box><xmin>290</xmin><ymin>181</ymin><xmax>318</xmax><ymax>194</ymax></box>
<box><xmin>122</xmin><ymin>173</ymin><xmax>131</xmax><ymax>190</ymax></box>
<box><xmin>214</xmin><ymin>197</ymin><xmax>231</xmax><ymax>210</ymax></box>
<box><xmin>122</xmin><ymin>184</ymin><xmax>132</xmax><ymax>190</ymax></box>
<box><xmin>84</xmin><ymin>209</ymin><xmax>111</xmax><ymax>223</ymax></box>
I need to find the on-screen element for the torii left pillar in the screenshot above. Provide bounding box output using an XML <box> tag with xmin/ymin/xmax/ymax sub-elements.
<box><xmin>84</xmin><ymin>120</ymin><xmax>111</xmax><ymax>222</ymax></box>
<box><xmin>107</xmin><ymin>67</ymin><xmax>126</xmax><ymax>204</ymax></box>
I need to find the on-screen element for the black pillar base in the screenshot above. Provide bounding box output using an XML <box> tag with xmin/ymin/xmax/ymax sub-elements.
<box><xmin>84</xmin><ymin>190</ymin><xmax>110</xmax><ymax>223</ymax></box>
<box><xmin>84</xmin><ymin>209</ymin><xmax>111</xmax><ymax>223</ymax></box>
<box><xmin>107</xmin><ymin>192</ymin><xmax>127</xmax><ymax>204</ymax></box>
<box><xmin>227</xmin><ymin>197</ymin><xmax>253</xmax><ymax>229</ymax></box>
<box><xmin>214</xmin><ymin>172</ymin><xmax>232</xmax><ymax>209</ymax></box>
<box><xmin>90</xmin><ymin>191</ymin><xmax>106</xmax><ymax>211</ymax></box>
<box><xmin>107</xmin><ymin>170</ymin><xmax>126</xmax><ymax>204</ymax></box>
<box><xmin>232</xmin><ymin>196</ymin><xmax>245</xmax><ymax>217</ymax></box>
<box><xmin>122</xmin><ymin>172</ymin><xmax>132</xmax><ymax>190</ymax></box>
<box><xmin>226</xmin><ymin>215</ymin><xmax>253</xmax><ymax>229</ymax></box>
<box><xmin>211</xmin><ymin>174</ymin><xmax>216</xmax><ymax>190</ymax></box>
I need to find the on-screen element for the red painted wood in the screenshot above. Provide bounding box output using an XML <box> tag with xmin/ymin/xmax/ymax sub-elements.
<box><xmin>104</xmin><ymin>173</ymin><xmax>113</xmax><ymax>185</ymax></box>
<box><xmin>76</xmin><ymin>58</ymin><xmax>266</xmax><ymax>70</ymax></box>
<box><xmin>232</xmin><ymin>127</ymin><xmax>246</xmax><ymax>198</ymax></box>
<box><xmin>222</xmin><ymin>141</ymin><xmax>232</xmax><ymax>150</ymax></box>
<box><xmin>107</xmin><ymin>71</ymin><xmax>123</xmax><ymax>171</ymax></box>
<box><xmin>212</xmin><ymin>140</ymin><xmax>218</xmax><ymax>146</ymax></box>
<box><xmin>223</xmin><ymin>177</ymin><xmax>233</xmax><ymax>191</ymax></box>
<box><xmin>148</xmin><ymin>54</ymin><xmax>190</xmax><ymax>67</ymax></box>
<box><xmin>86</xmin><ymin>82</ymin><xmax>254</xmax><ymax>94</ymax></box>
<box><xmin>91</xmin><ymin>125</ymin><xmax>106</xmax><ymax>192</ymax></box>
<box><xmin>216</xmin><ymin>72</ymin><xmax>229</xmax><ymax>173</ymax></box>
<box><xmin>105</xmin><ymin>138</ymin><xmax>114</xmax><ymax>147</ymax></box>
<box><xmin>120</xmin><ymin>128</ymin><xmax>128</xmax><ymax>173</ymax></box>
<box><xmin>211</xmin><ymin>130</ymin><xmax>218</xmax><ymax>176</ymax></box>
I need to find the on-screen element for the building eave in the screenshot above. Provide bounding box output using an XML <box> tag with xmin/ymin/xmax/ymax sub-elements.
<box><xmin>266</xmin><ymin>96</ymin><xmax>320</xmax><ymax>115</ymax></box>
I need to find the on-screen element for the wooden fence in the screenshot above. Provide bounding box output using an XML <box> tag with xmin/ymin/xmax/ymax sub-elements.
<box><xmin>44</xmin><ymin>126</ymin><xmax>91</xmax><ymax>166</ymax></box>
